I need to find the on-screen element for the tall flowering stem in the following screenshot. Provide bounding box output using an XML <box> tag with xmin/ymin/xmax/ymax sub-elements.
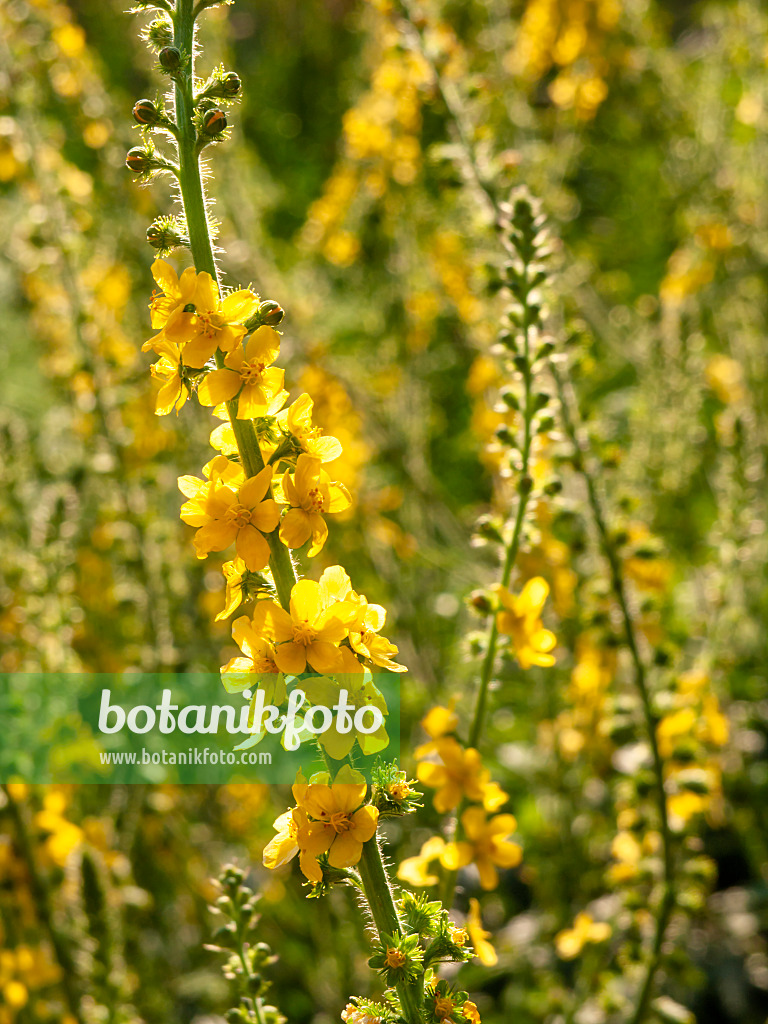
<box><xmin>171</xmin><ymin>0</ymin><xmax>296</xmax><ymax>609</ymax></box>
<box><xmin>552</xmin><ymin>363</ymin><xmax>675</xmax><ymax>1024</ymax></box>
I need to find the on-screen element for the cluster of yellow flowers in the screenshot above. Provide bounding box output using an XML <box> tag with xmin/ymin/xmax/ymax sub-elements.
<box><xmin>143</xmin><ymin>259</ymin><xmax>407</xmax><ymax>686</ymax></box>
<box><xmin>0</xmin><ymin>943</ymin><xmax>65</xmax><ymax>1024</ymax></box>
<box><xmin>545</xmin><ymin>639</ymin><xmax>617</xmax><ymax>763</ymax></box>
<box><xmin>397</xmin><ymin>705</ymin><xmax>521</xmax><ymax>896</ymax></box>
<box><xmin>507</xmin><ymin>0</ymin><xmax>622</xmax><ymax>119</ymax></box>
<box><xmin>299</xmin><ymin>6</ymin><xmax>434</xmax><ymax>265</ymax></box>
<box><xmin>657</xmin><ymin>669</ymin><xmax>729</xmax><ymax>828</ymax></box>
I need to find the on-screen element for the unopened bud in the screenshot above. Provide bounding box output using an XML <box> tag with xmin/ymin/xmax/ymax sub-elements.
<box><xmin>219</xmin><ymin>71</ymin><xmax>242</xmax><ymax>97</ymax></box>
<box><xmin>126</xmin><ymin>147</ymin><xmax>152</xmax><ymax>173</ymax></box>
<box><xmin>158</xmin><ymin>46</ymin><xmax>182</xmax><ymax>72</ymax></box>
<box><xmin>499</xmin><ymin>388</ymin><xmax>519</xmax><ymax>410</ymax></box>
<box><xmin>474</xmin><ymin>515</ymin><xmax>504</xmax><ymax>544</ymax></box>
<box><xmin>133</xmin><ymin>98</ymin><xmax>159</xmax><ymax>125</ymax></box>
<box><xmin>468</xmin><ymin>590</ymin><xmax>493</xmax><ymax>615</ymax></box>
<box><xmin>202</xmin><ymin>108</ymin><xmax>227</xmax><ymax>135</ymax></box>
<box><xmin>494</xmin><ymin>424</ymin><xmax>515</xmax><ymax>447</ymax></box>
<box><xmin>517</xmin><ymin>474</ymin><xmax>533</xmax><ymax>495</ymax></box>
<box><xmin>147</xmin><ymin>220</ymin><xmax>183</xmax><ymax>250</ymax></box>
<box><xmin>145</xmin><ymin>15</ymin><xmax>173</xmax><ymax>47</ymax></box>
<box><xmin>257</xmin><ymin>299</ymin><xmax>284</xmax><ymax>326</ymax></box>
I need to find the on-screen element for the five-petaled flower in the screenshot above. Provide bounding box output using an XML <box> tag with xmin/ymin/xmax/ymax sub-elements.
<box><xmin>163</xmin><ymin>271</ymin><xmax>260</xmax><ymax>366</ymax></box>
<box><xmin>416</xmin><ymin>737</ymin><xmax>508</xmax><ymax>814</ymax></box>
<box><xmin>257</xmin><ymin>577</ymin><xmax>359</xmax><ymax>675</ymax></box>
<box><xmin>277</xmin><ymin>453</ymin><xmax>352</xmax><ymax>556</ymax></box>
<box><xmin>494</xmin><ymin>576</ymin><xmax>557</xmax><ymax>669</ymax></box>
<box><xmin>440</xmin><ymin>808</ymin><xmax>522</xmax><ymax>890</ymax></box>
<box><xmin>178</xmin><ymin>461</ymin><xmax>280</xmax><ymax>571</ymax></box>
<box><xmin>197</xmin><ymin>326</ymin><xmax>285</xmax><ymax>417</ymax></box>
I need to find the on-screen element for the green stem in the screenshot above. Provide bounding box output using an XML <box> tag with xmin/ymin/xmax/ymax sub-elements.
<box><xmin>358</xmin><ymin>838</ymin><xmax>424</xmax><ymax>1024</ymax></box>
<box><xmin>172</xmin><ymin>0</ymin><xmax>296</xmax><ymax>610</ymax></box>
<box><xmin>552</xmin><ymin>364</ymin><xmax>675</xmax><ymax>1024</ymax></box>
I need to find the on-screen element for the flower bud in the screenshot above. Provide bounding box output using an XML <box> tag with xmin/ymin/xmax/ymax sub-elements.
<box><xmin>474</xmin><ymin>514</ymin><xmax>504</xmax><ymax>544</ymax></box>
<box><xmin>257</xmin><ymin>299</ymin><xmax>284</xmax><ymax>326</ymax></box>
<box><xmin>202</xmin><ymin>108</ymin><xmax>227</xmax><ymax>135</ymax></box>
<box><xmin>158</xmin><ymin>46</ymin><xmax>182</xmax><ymax>72</ymax></box>
<box><xmin>145</xmin><ymin>16</ymin><xmax>173</xmax><ymax>48</ymax></box>
<box><xmin>219</xmin><ymin>71</ymin><xmax>241</xmax><ymax>97</ymax></box>
<box><xmin>133</xmin><ymin>98</ymin><xmax>159</xmax><ymax>126</ymax></box>
<box><xmin>468</xmin><ymin>589</ymin><xmax>493</xmax><ymax>615</ymax></box>
<box><xmin>147</xmin><ymin>221</ymin><xmax>182</xmax><ymax>250</ymax></box>
<box><xmin>126</xmin><ymin>147</ymin><xmax>152</xmax><ymax>173</ymax></box>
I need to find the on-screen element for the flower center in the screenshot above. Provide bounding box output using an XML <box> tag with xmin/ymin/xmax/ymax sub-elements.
<box><xmin>385</xmin><ymin>947</ymin><xmax>407</xmax><ymax>969</ymax></box>
<box><xmin>329</xmin><ymin>811</ymin><xmax>353</xmax><ymax>834</ymax></box>
<box><xmin>303</xmin><ymin>485</ymin><xmax>325</xmax><ymax>513</ymax></box>
<box><xmin>389</xmin><ymin>781</ymin><xmax>411</xmax><ymax>801</ymax></box>
<box><xmin>434</xmin><ymin>995</ymin><xmax>455</xmax><ymax>1018</ymax></box>
<box><xmin>239</xmin><ymin>359</ymin><xmax>266</xmax><ymax>384</ymax></box>
<box><xmin>197</xmin><ymin>311</ymin><xmax>224</xmax><ymax>337</ymax></box>
<box><xmin>292</xmin><ymin>621</ymin><xmax>316</xmax><ymax>646</ymax></box>
<box><xmin>225</xmin><ymin>503</ymin><xmax>253</xmax><ymax>528</ymax></box>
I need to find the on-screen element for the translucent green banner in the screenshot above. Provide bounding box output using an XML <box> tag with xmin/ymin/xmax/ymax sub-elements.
<box><xmin>0</xmin><ymin>672</ymin><xmax>401</xmax><ymax>783</ymax></box>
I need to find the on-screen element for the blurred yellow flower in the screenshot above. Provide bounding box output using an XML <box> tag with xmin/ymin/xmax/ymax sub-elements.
<box><xmin>417</xmin><ymin>737</ymin><xmax>508</xmax><ymax>813</ymax></box>
<box><xmin>467</xmin><ymin>898</ymin><xmax>497</xmax><ymax>966</ymax></box>
<box><xmin>555</xmin><ymin>912</ymin><xmax>611</xmax><ymax>960</ymax></box>
<box><xmin>494</xmin><ymin>577</ymin><xmax>556</xmax><ymax>668</ymax></box>
<box><xmin>397</xmin><ymin>836</ymin><xmax>446</xmax><ymax>887</ymax></box>
<box><xmin>440</xmin><ymin>808</ymin><xmax>522</xmax><ymax>890</ymax></box>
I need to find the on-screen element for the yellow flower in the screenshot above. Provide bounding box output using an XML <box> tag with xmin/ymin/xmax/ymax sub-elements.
<box><xmin>397</xmin><ymin>836</ymin><xmax>446</xmax><ymax>887</ymax></box>
<box><xmin>495</xmin><ymin>577</ymin><xmax>556</xmax><ymax>669</ymax></box>
<box><xmin>257</xmin><ymin>578</ymin><xmax>359</xmax><ymax>675</ymax></box>
<box><xmin>415</xmin><ymin>702</ymin><xmax>459</xmax><ymax>758</ymax></box>
<box><xmin>149</xmin><ymin>336</ymin><xmax>188</xmax><ymax>416</ymax></box>
<box><xmin>294</xmin><ymin>776</ymin><xmax>379</xmax><ymax>881</ymax></box>
<box><xmin>276</xmin><ymin>454</ymin><xmax>351</xmax><ymax>556</ymax></box>
<box><xmin>467</xmin><ymin>898</ymin><xmax>497</xmax><ymax>966</ymax></box>
<box><xmin>279</xmin><ymin>393</ymin><xmax>343</xmax><ymax>462</ymax></box>
<box><xmin>164</xmin><ymin>272</ymin><xmax>260</xmax><ymax>366</ymax></box>
<box><xmin>463</xmin><ymin>1001</ymin><xmax>482</xmax><ymax>1024</ymax></box>
<box><xmin>347</xmin><ymin>599</ymin><xmax>408</xmax><ymax>674</ymax></box>
<box><xmin>179</xmin><ymin>463</ymin><xmax>281</xmax><ymax>571</ymax></box>
<box><xmin>197</xmin><ymin>327</ymin><xmax>285</xmax><ymax>417</ymax></box>
<box><xmin>417</xmin><ymin>737</ymin><xmax>507</xmax><ymax>814</ymax></box>
<box><xmin>441</xmin><ymin>808</ymin><xmax>522</xmax><ymax>890</ymax></box>
<box><xmin>216</xmin><ymin>558</ymin><xmax>248</xmax><ymax>620</ymax></box>
<box><xmin>262</xmin><ymin>804</ymin><xmax>319</xmax><ymax>881</ymax></box>
<box><xmin>2</xmin><ymin>980</ymin><xmax>27</xmax><ymax>1010</ymax></box>
<box><xmin>221</xmin><ymin>604</ymin><xmax>286</xmax><ymax>701</ymax></box>
<box><xmin>555</xmin><ymin>912</ymin><xmax>612</xmax><ymax>960</ymax></box>
<box><xmin>146</xmin><ymin>258</ymin><xmax>198</xmax><ymax>334</ymax></box>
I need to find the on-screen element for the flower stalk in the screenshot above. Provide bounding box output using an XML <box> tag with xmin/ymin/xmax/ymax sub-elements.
<box><xmin>552</xmin><ymin>361</ymin><xmax>675</xmax><ymax>1024</ymax></box>
<box><xmin>171</xmin><ymin>0</ymin><xmax>297</xmax><ymax>610</ymax></box>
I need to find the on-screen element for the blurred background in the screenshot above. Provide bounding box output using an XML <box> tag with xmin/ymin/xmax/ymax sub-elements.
<box><xmin>0</xmin><ymin>0</ymin><xmax>767</xmax><ymax>1022</ymax></box>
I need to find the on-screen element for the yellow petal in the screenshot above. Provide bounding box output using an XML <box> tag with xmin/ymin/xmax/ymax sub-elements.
<box><xmin>197</xmin><ymin>369</ymin><xmax>241</xmax><ymax>406</ymax></box>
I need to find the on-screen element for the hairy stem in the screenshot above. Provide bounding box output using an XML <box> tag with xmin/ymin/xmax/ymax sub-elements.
<box><xmin>172</xmin><ymin>0</ymin><xmax>296</xmax><ymax>609</ymax></box>
<box><xmin>358</xmin><ymin>837</ymin><xmax>424</xmax><ymax>1024</ymax></box>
